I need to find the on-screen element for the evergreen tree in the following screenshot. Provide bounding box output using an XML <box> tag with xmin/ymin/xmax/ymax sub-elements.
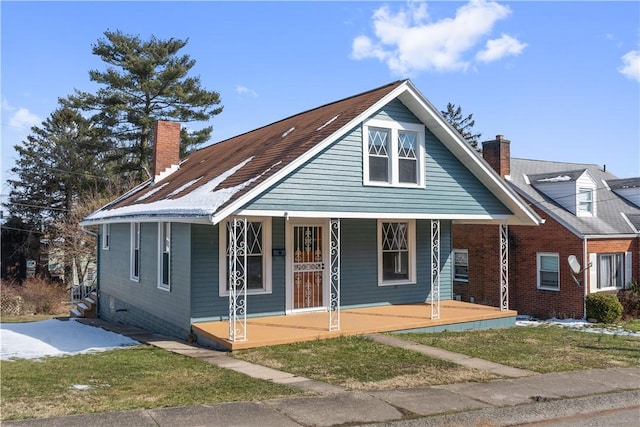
<box><xmin>8</xmin><ymin>107</ymin><xmax>106</xmax><ymax>231</ymax></box>
<box><xmin>65</xmin><ymin>30</ymin><xmax>223</xmax><ymax>181</ymax></box>
<box><xmin>441</xmin><ymin>103</ymin><xmax>482</xmax><ymax>151</ymax></box>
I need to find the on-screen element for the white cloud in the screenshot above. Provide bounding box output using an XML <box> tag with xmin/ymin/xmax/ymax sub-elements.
<box><xmin>8</xmin><ymin>107</ymin><xmax>41</xmax><ymax>130</ymax></box>
<box><xmin>351</xmin><ymin>0</ymin><xmax>519</xmax><ymax>75</ymax></box>
<box><xmin>618</xmin><ymin>50</ymin><xmax>640</xmax><ymax>83</ymax></box>
<box><xmin>236</xmin><ymin>85</ymin><xmax>258</xmax><ymax>97</ymax></box>
<box><xmin>476</xmin><ymin>34</ymin><xmax>527</xmax><ymax>62</ymax></box>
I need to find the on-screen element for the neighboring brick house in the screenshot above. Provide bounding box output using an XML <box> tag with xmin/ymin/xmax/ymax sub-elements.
<box><xmin>453</xmin><ymin>136</ymin><xmax>640</xmax><ymax>319</ymax></box>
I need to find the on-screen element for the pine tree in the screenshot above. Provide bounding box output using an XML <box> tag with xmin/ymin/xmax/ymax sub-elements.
<box><xmin>8</xmin><ymin>107</ymin><xmax>106</xmax><ymax>230</ymax></box>
<box><xmin>441</xmin><ymin>103</ymin><xmax>482</xmax><ymax>151</ymax></box>
<box><xmin>65</xmin><ymin>30</ymin><xmax>223</xmax><ymax>181</ymax></box>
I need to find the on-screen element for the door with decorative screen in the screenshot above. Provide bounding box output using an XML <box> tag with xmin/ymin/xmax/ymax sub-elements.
<box><xmin>292</xmin><ymin>225</ymin><xmax>325</xmax><ymax>309</ymax></box>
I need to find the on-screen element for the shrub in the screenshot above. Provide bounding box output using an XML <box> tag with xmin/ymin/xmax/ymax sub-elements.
<box><xmin>618</xmin><ymin>280</ymin><xmax>640</xmax><ymax>319</ymax></box>
<box><xmin>586</xmin><ymin>293</ymin><xmax>623</xmax><ymax>324</ymax></box>
<box><xmin>0</xmin><ymin>277</ymin><xmax>68</xmax><ymax>316</ymax></box>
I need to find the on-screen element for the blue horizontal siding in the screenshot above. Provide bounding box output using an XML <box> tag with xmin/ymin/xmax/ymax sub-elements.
<box><xmin>244</xmin><ymin>100</ymin><xmax>509</xmax><ymax>216</ymax></box>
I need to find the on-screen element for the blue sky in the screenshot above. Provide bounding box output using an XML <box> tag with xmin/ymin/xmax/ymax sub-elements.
<box><xmin>2</xmin><ymin>1</ymin><xmax>639</xmax><ymax>199</ymax></box>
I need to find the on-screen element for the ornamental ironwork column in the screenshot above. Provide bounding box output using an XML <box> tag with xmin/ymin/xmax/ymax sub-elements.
<box><xmin>500</xmin><ymin>222</ymin><xmax>509</xmax><ymax>311</ymax></box>
<box><xmin>229</xmin><ymin>217</ymin><xmax>248</xmax><ymax>341</ymax></box>
<box><xmin>430</xmin><ymin>219</ymin><xmax>440</xmax><ymax>319</ymax></box>
<box><xmin>329</xmin><ymin>219</ymin><xmax>341</xmax><ymax>331</ymax></box>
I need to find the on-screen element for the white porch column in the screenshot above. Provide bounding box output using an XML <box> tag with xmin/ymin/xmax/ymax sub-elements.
<box><xmin>329</xmin><ymin>218</ymin><xmax>341</xmax><ymax>331</ymax></box>
<box><xmin>229</xmin><ymin>217</ymin><xmax>248</xmax><ymax>341</ymax></box>
<box><xmin>430</xmin><ymin>219</ymin><xmax>440</xmax><ymax>319</ymax></box>
<box><xmin>500</xmin><ymin>222</ymin><xmax>509</xmax><ymax>311</ymax></box>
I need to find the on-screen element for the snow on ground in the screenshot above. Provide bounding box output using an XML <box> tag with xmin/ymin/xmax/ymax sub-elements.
<box><xmin>0</xmin><ymin>318</ymin><xmax>139</xmax><ymax>361</ymax></box>
<box><xmin>516</xmin><ymin>316</ymin><xmax>640</xmax><ymax>337</ymax></box>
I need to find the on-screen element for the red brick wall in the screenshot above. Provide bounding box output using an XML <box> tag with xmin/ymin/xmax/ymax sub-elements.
<box><xmin>454</xmin><ymin>210</ymin><xmax>640</xmax><ymax>319</ymax></box>
<box><xmin>152</xmin><ymin>121</ymin><xmax>181</xmax><ymax>178</ymax></box>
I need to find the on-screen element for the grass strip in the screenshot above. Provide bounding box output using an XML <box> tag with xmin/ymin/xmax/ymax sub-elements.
<box><xmin>1</xmin><ymin>345</ymin><xmax>302</xmax><ymax>421</ymax></box>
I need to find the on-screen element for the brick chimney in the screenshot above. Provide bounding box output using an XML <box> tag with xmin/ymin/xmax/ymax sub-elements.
<box><xmin>482</xmin><ymin>135</ymin><xmax>511</xmax><ymax>178</ymax></box>
<box><xmin>152</xmin><ymin>121</ymin><xmax>181</xmax><ymax>180</ymax></box>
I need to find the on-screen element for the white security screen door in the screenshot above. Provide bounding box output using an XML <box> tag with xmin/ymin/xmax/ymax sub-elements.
<box><xmin>292</xmin><ymin>224</ymin><xmax>325</xmax><ymax>310</ymax></box>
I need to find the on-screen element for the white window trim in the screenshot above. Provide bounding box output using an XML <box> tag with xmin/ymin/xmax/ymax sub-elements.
<box><xmin>577</xmin><ymin>187</ymin><xmax>596</xmax><ymax>217</ymax></box>
<box><xmin>377</xmin><ymin>219</ymin><xmax>416</xmax><ymax>286</ymax></box>
<box><xmin>595</xmin><ymin>252</ymin><xmax>626</xmax><ymax>291</ymax></box>
<box><xmin>130</xmin><ymin>222</ymin><xmax>140</xmax><ymax>282</ymax></box>
<box><xmin>453</xmin><ymin>249</ymin><xmax>469</xmax><ymax>282</ymax></box>
<box><xmin>218</xmin><ymin>217</ymin><xmax>272</xmax><ymax>297</ymax></box>
<box><xmin>102</xmin><ymin>224</ymin><xmax>110</xmax><ymax>250</ymax></box>
<box><xmin>537</xmin><ymin>252</ymin><xmax>559</xmax><ymax>291</ymax></box>
<box><xmin>157</xmin><ymin>222</ymin><xmax>171</xmax><ymax>291</ymax></box>
<box><xmin>363</xmin><ymin>119</ymin><xmax>425</xmax><ymax>188</ymax></box>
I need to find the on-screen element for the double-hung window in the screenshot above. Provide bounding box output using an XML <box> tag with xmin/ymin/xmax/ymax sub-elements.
<box><xmin>219</xmin><ymin>218</ymin><xmax>272</xmax><ymax>296</ymax></box>
<box><xmin>597</xmin><ymin>253</ymin><xmax>624</xmax><ymax>289</ymax></box>
<box><xmin>378</xmin><ymin>220</ymin><xmax>416</xmax><ymax>286</ymax></box>
<box><xmin>577</xmin><ymin>188</ymin><xmax>594</xmax><ymax>216</ymax></box>
<box><xmin>537</xmin><ymin>253</ymin><xmax>559</xmax><ymax>290</ymax></box>
<box><xmin>130</xmin><ymin>222</ymin><xmax>141</xmax><ymax>281</ymax></box>
<box><xmin>363</xmin><ymin>119</ymin><xmax>425</xmax><ymax>188</ymax></box>
<box><xmin>453</xmin><ymin>249</ymin><xmax>469</xmax><ymax>282</ymax></box>
<box><xmin>158</xmin><ymin>222</ymin><xmax>171</xmax><ymax>291</ymax></box>
<box><xmin>102</xmin><ymin>224</ymin><xmax>110</xmax><ymax>250</ymax></box>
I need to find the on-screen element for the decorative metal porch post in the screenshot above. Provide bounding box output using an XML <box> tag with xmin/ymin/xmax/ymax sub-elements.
<box><xmin>430</xmin><ymin>219</ymin><xmax>440</xmax><ymax>319</ymax></box>
<box><xmin>499</xmin><ymin>222</ymin><xmax>509</xmax><ymax>311</ymax></box>
<box><xmin>229</xmin><ymin>217</ymin><xmax>248</xmax><ymax>341</ymax></box>
<box><xmin>329</xmin><ymin>219</ymin><xmax>341</xmax><ymax>331</ymax></box>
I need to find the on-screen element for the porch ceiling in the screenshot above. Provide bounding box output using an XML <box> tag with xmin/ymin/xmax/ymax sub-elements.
<box><xmin>192</xmin><ymin>301</ymin><xmax>516</xmax><ymax>351</ymax></box>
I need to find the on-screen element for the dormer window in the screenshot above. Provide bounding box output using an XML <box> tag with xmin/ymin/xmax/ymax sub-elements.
<box><xmin>577</xmin><ymin>188</ymin><xmax>594</xmax><ymax>216</ymax></box>
<box><xmin>363</xmin><ymin>119</ymin><xmax>425</xmax><ymax>188</ymax></box>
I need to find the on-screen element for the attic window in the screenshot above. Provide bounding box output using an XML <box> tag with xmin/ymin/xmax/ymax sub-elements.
<box><xmin>577</xmin><ymin>188</ymin><xmax>594</xmax><ymax>216</ymax></box>
<box><xmin>362</xmin><ymin>119</ymin><xmax>425</xmax><ymax>188</ymax></box>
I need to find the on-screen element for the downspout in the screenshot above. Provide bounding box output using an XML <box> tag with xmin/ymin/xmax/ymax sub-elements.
<box><xmin>81</xmin><ymin>225</ymin><xmax>99</xmax><ymax>317</ymax></box>
<box><xmin>582</xmin><ymin>236</ymin><xmax>588</xmax><ymax>320</ymax></box>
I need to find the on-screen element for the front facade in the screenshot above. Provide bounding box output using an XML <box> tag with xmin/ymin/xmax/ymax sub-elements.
<box><xmin>83</xmin><ymin>81</ymin><xmax>541</xmax><ymax>342</ymax></box>
<box><xmin>453</xmin><ymin>137</ymin><xmax>640</xmax><ymax>319</ymax></box>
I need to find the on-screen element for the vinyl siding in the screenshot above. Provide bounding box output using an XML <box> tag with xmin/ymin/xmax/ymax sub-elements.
<box><xmin>98</xmin><ymin>222</ymin><xmax>191</xmax><ymax>334</ymax></box>
<box><xmin>340</xmin><ymin>218</ymin><xmax>452</xmax><ymax>306</ymax></box>
<box><xmin>190</xmin><ymin>219</ymin><xmax>287</xmax><ymax>320</ymax></box>
<box><xmin>244</xmin><ymin>100</ymin><xmax>510</xmax><ymax>216</ymax></box>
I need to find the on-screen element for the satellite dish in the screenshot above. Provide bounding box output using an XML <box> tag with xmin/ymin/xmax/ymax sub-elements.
<box><xmin>568</xmin><ymin>255</ymin><xmax>581</xmax><ymax>275</ymax></box>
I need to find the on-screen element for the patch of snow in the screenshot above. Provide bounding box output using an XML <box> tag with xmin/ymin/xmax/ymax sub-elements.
<box><xmin>515</xmin><ymin>316</ymin><xmax>640</xmax><ymax>337</ymax></box>
<box><xmin>536</xmin><ymin>175</ymin><xmax>571</xmax><ymax>183</ymax></box>
<box><xmin>155</xmin><ymin>164</ymin><xmax>180</xmax><ymax>182</ymax></box>
<box><xmin>168</xmin><ymin>176</ymin><xmax>202</xmax><ymax>197</ymax></box>
<box><xmin>136</xmin><ymin>182</ymin><xmax>170</xmax><ymax>202</ymax></box>
<box><xmin>72</xmin><ymin>384</ymin><xmax>91</xmax><ymax>390</ymax></box>
<box><xmin>1</xmin><ymin>319</ymin><xmax>139</xmax><ymax>361</ymax></box>
<box><xmin>316</xmin><ymin>114</ymin><xmax>341</xmax><ymax>131</ymax></box>
<box><xmin>282</xmin><ymin>127</ymin><xmax>295</xmax><ymax>138</ymax></box>
<box><xmin>85</xmin><ymin>157</ymin><xmax>254</xmax><ymax>221</ymax></box>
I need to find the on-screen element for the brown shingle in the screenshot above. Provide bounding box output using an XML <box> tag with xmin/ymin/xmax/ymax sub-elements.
<box><xmin>107</xmin><ymin>80</ymin><xmax>406</xmax><ymax>215</ymax></box>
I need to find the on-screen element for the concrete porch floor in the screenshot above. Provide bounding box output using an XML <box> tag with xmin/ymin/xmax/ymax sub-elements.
<box><xmin>192</xmin><ymin>301</ymin><xmax>517</xmax><ymax>351</ymax></box>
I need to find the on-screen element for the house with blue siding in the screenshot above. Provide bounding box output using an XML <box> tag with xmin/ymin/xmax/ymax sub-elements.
<box><xmin>81</xmin><ymin>80</ymin><xmax>542</xmax><ymax>347</ymax></box>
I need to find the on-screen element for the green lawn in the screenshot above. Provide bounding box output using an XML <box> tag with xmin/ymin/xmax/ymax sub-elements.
<box><xmin>231</xmin><ymin>335</ymin><xmax>500</xmax><ymax>390</ymax></box>
<box><xmin>1</xmin><ymin>345</ymin><xmax>302</xmax><ymax>421</ymax></box>
<box><xmin>398</xmin><ymin>325</ymin><xmax>640</xmax><ymax>373</ymax></box>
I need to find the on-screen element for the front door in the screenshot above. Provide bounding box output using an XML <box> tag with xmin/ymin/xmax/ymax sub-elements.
<box><xmin>291</xmin><ymin>224</ymin><xmax>326</xmax><ymax>310</ymax></box>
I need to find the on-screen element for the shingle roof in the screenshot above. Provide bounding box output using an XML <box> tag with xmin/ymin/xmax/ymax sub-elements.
<box><xmin>607</xmin><ymin>177</ymin><xmax>640</xmax><ymax>190</ymax></box>
<box><xmin>82</xmin><ymin>80</ymin><xmax>543</xmax><ymax>226</ymax></box>
<box><xmin>86</xmin><ymin>80</ymin><xmax>406</xmax><ymax>223</ymax></box>
<box><xmin>528</xmin><ymin>169</ymin><xmax>586</xmax><ymax>184</ymax></box>
<box><xmin>508</xmin><ymin>159</ymin><xmax>640</xmax><ymax>236</ymax></box>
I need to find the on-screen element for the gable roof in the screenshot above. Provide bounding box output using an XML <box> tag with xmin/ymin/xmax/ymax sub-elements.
<box><xmin>82</xmin><ymin>80</ymin><xmax>542</xmax><ymax>227</ymax></box>
<box><xmin>508</xmin><ymin>158</ymin><xmax>640</xmax><ymax>237</ymax></box>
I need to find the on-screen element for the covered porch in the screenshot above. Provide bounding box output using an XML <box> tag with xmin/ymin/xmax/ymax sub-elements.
<box><xmin>192</xmin><ymin>300</ymin><xmax>517</xmax><ymax>351</ymax></box>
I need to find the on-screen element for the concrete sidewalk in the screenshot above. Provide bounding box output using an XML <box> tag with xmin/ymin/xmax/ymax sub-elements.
<box><xmin>5</xmin><ymin>320</ymin><xmax>640</xmax><ymax>427</ymax></box>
